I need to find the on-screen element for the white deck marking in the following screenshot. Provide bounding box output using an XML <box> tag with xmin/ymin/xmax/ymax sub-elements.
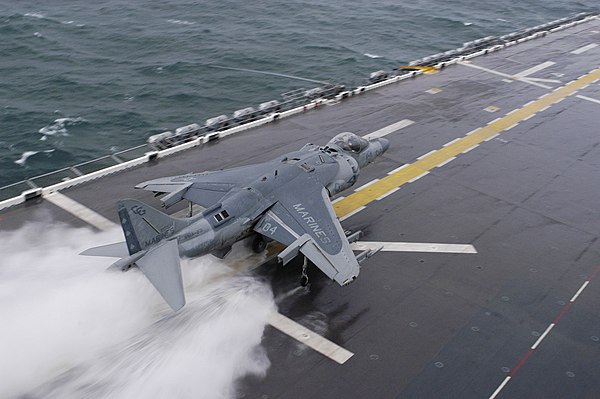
<box><xmin>570</xmin><ymin>281</ymin><xmax>589</xmax><ymax>302</ymax></box>
<box><xmin>571</xmin><ymin>43</ymin><xmax>598</xmax><ymax>54</ymax></box>
<box><xmin>268</xmin><ymin>312</ymin><xmax>354</xmax><ymax>364</ymax></box>
<box><xmin>375</xmin><ymin>187</ymin><xmax>400</xmax><ymax>200</ymax></box>
<box><xmin>339</xmin><ymin>205</ymin><xmax>366</xmax><ymax>222</ymax></box>
<box><xmin>514</xmin><ymin>61</ymin><xmax>556</xmax><ymax>78</ymax></box>
<box><xmin>387</xmin><ymin>164</ymin><xmax>410</xmax><ymax>174</ymax></box>
<box><xmin>45</xmin><ymin>192</ymin><xmax>116</xmax><ymax>230</ymax></box>
<box><xmin>436</xmin><ymin>157</ymin><xmax>456</xmax><ymax>168</ymax></box>
<box><xmin>577</xmin><ymin>94</ymin><xmax>600</xmax><ymax>105</ymax></box>
<box><xmin>531</xmin><ymin>323</ymin><xmax>555</xmax><ymax>350</ymax></box>
<box><xmin>462</xmin><ymin>144</ymin><xmax>479</xmax><ymax>154</ymax></box>
<box><xmin>362</xmin><ymin>119</ymin><xmax>414</xmax><ymax>139</ymax></box>
<box><xmin>485</xmin><ymin>133</ymin><xmax>501</xmax><ymax>141</ymax></box>
<box><xmin>458</xmin><ymin>61</ymin><xmax>552</xmax><ymax>88</ymax></box>
<box><xmin>408</xmin><ymin>171</ymin><xmax>429</xmax><ymax>183</ymax></box>
<box><xmin>525</xmin><ymin>77</ymin><xmax>562</xmax><ymax>83</ymax></box>
<box><xmin>489</xmin><ymin>376</ymin><xmax>512</xmax><ymax>399</ymax></box>
<box><xmin>354</xmin><ymin>179</ymin><xmax>380</xmax><ymax>191</ymax></box>
<box><xmin>351</xmin><ymin>241</ymin><xmax>477</xmax><ymax>253</ymax></box>
<box><xmin>331</xmin><ymin>196</ymin><xmax>346</xmax><ymax>204</ymax></box>
<box><xmin>443</xmin><ymin>138</ymin><xmax>461</xmax><ymax>147</ymax></box>
<box><xmin>417</xmin><ymin>150</ymin><xmax>438</xmax><ymax>160</ymax></box>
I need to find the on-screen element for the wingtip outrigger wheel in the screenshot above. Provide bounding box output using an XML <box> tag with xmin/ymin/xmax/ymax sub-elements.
<box><xmin>300</xmin><ymin>256</ymin><xmax>309</xmax><ymax>287</ymax></box>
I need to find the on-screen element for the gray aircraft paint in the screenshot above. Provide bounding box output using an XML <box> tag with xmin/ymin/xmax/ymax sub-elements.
<box><xmin>82</xmin><ymin>133</ymin><xmax>389</xmax><ymax>310</ymax></box>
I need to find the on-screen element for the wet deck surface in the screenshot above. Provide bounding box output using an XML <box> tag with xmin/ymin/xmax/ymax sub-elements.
<box><xmin>2</xmin><ymin>18</ymin><xmax>600</xmax><ymax>399</ymax></box>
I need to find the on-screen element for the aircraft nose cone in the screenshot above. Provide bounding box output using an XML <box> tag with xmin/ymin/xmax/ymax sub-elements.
<box><xmin>379</xmin><ymin>138</ymin><xmax>390</xmax><ymax>153</ymax></box>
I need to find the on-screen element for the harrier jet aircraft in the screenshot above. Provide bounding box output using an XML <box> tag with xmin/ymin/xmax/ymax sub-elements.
<box><xmin>82</xmin><ymin>132</ymin><xmax>389</xmax><ymax>311</ymax></box>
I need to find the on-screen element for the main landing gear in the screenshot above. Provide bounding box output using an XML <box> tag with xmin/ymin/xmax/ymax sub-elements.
<box><xmin>252</xmin><ymin>235</ymin><xmax>267</xmax><ymax>253</ymax></box>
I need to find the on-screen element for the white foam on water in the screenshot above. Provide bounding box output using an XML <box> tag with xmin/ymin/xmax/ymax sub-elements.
<box><xmin>167</xmin><ymin>19</ymin><xmax>195</xmax><ymax>26</ymax></box>
<box><xmin>38</xmin><ymin>117</ymin><xmax>86</xmax><ymax>139</ymax></box>
<box><xmin>14</xmin><ymin>149</ymin><xmax>54</xmax><ymax>166</ymax></box>
<box><xmin>0</xmin><ymin>223</ymin><xmax>275</xmax><ymax>399</ymax></box>
<box><xmin>24</xmin><ymin>12</ymin><xmax>45</xmax><ymax>19</ymax></box>
<box><xmin>364</xmin><ymin>53</ymin><xmax>381</xmax><ymax>58</ymax></box>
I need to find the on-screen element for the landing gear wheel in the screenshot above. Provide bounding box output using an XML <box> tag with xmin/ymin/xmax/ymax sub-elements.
<box><xmin>300</xmin><ymin>256</ymin><xmax>309</xmax><ymax>287</ymax></box>
<box><xmin>252</xmin><ymin>235</ymin><xmax>267</xmax><ymax>253</ymax></box>
<box><xmin>300</xmin><ymin>275</ymin><xmax>309</xmax><ymax>287</ymax></box>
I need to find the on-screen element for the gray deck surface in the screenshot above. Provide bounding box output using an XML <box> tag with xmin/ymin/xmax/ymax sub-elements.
<box><xmin>2</xmin><ymin>18</ymin><xmax>600</xmax><ymax>399</ymax></box>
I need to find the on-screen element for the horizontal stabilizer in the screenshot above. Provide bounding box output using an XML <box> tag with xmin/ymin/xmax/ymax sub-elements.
<box><xmin>136</xmin><ymin>239</ymin><xmax>185</xmax><ymax>311</ymax></box>
<box><xmin>80</xmin><ymin>242</ymin><xmax>129</xmax><ymax>258</ymax></box>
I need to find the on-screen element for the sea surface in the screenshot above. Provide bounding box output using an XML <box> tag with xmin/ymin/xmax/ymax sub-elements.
<box><xmin>0</xmin><ymin>0</ymin><xmax>595</xmax><ymax>187</ymax></box>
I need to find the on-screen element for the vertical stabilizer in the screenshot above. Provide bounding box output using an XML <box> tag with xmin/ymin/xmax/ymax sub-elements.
<box><xmin>117</xmin><ymin>199</ymin><xmax>192</xmax><ymax>255</ymax></box>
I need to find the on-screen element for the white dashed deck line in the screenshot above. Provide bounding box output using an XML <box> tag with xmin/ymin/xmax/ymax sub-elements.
<box><xmin>443</xmin><ymin>138</ymin><xmax>461</xmax><ymax>147</ymax></box>
<box><xmin>570</xmin><ymin>281</ymin><xmax>589</xmax><ymax>302</ymax></box>
<box><xmin>436</xmin><ymin>157</ymin><xmax>457</xmax><ymax>168</ymax></box>
<box><xmin>339</xmin><ymin>206</ymin><xmax>366</xmax><ymax>222</ymax></box>
<box><xmin>417</xmin><ymin>150</ymin><xmax>438</xmax><ymax>160</ymax></box>
<box><xmin>45</xmin><ymin>192</ymin><xmax>117</xmax><ymax>230</ymax></box>
<box><xmin>531</xmin><ymin>323</ymin><xmax>555</xmax><ymax>350</ymax></box>
<box><xmin>408</xmin><ymin>171</ymin><xmax>430</xmax><ymax>183</ymax></box>
<box><xmin>571</xmin><ymin>43</ymin><xmax>598</xmax><ymax>54</ymax></box>
<box><xmin>362</xmin><ymin>119</ymin><xmax>414</xmax><ymax>139</ymax></box>
<box><xmin>351</xmin><ymin>241</ymin><xmax>477</xmax><ymax>254</ymax></box>
<box><xmin>269</xmin><ymin>313</ymin><xmax>354</xmax><ymax>364</ymax></box>
<box><xmin>387</xmin><ymin>164</ymin><xmax>410</xmax><ymax>175</ymax></box>
<box><xmin>331</xmin><ymin>196</ymin><xmax>346</xmax><ymax>204</ymax></box>
<box><xmin>375</xmin><ymin>187</ymin><xmax>400</xmax><ymax>201</ymax></box>
<box><xmin>462</xmin><ymin>144</ymin><xmax>479</xmax><ymax>154</ymax></box>
<box><xmin>354</xmin><ymin>179</ymin><xmax>380</xmax><ymax>191</ymax></box>
<box><xmin>489</xmin><ymin>376</ymin><xmax>512</xmax><ymax>399</ymax></box>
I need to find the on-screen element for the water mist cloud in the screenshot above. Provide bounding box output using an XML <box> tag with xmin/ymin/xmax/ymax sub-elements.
<box><xmin>0</xmin><ymin>223</ymin><xmax>275</xmax><ymax>398</ymax></box>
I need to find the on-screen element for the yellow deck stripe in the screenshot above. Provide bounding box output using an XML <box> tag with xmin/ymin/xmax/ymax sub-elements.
<box><xmin>334</xmin><ymin>68</ymin><xmax>600</xmax><ymax>217</ymax></box>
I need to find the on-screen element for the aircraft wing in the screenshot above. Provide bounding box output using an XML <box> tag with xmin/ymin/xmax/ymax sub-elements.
<box><xmin>253</xmin><ymin>184</ymin><xmax>360</xmax><ymax>286</ymax></box>
<box><xmin>135</xmin><ymin>162</ymin><xmax>278</xmax><ymax>208</ymax></box>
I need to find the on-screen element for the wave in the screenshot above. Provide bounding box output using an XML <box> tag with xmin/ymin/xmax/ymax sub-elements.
<box><xmin>14</xmin><ymin>149</ymin><xmax>55</xmax><ymax>166</ymax></box>
<box><xmin>167</xmin><ymin>19</ymin><xmax>195</xmax><ymax>26</ymax></box>
<box><xmin>364</xmin><ymin>53</ymin><xmax>382</xmax><ymax>59</ymax></box>
<box><xmin>38</xmin><ymin>117</ymin><xmax>86</xmax><ymax>140</ymax></box>
<box><xmin>24</xmin><ymin>12</ymin><xmax>45</xmax><ymax>19</ymax></box>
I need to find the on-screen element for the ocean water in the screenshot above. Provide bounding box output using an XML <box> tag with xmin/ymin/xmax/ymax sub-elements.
<box><xmin>0</xmin><ymin>0</ymin><xmax>595</xmax><ymax>187</ymax></box>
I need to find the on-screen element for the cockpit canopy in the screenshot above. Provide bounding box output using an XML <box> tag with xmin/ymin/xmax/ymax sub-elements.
<box><xmin>328</xmin><ymin>132</ymin><xmax>369</xmax><ymax>154</ymax></box>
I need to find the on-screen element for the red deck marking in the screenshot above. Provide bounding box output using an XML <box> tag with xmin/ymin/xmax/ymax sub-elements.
<box><xmin>509</xmin><ymin>348</ymin><xmax>534</xmax><ymax>377</ymax></box>
<box><xmin>552</xmin><ymin>302</ymin><xmax>573</xmax><ymax>324</ymax></box>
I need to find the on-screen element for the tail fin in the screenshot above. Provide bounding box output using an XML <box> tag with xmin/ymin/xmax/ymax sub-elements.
<box><xmin>117</xmin><ymin>199</ymin><xmax>192</xmax><ymax>255</ymax></box>
<box><xmin>117</xmin><ymin>199</ymin><xmax>191</xmax><ymax>311</ymax></box>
